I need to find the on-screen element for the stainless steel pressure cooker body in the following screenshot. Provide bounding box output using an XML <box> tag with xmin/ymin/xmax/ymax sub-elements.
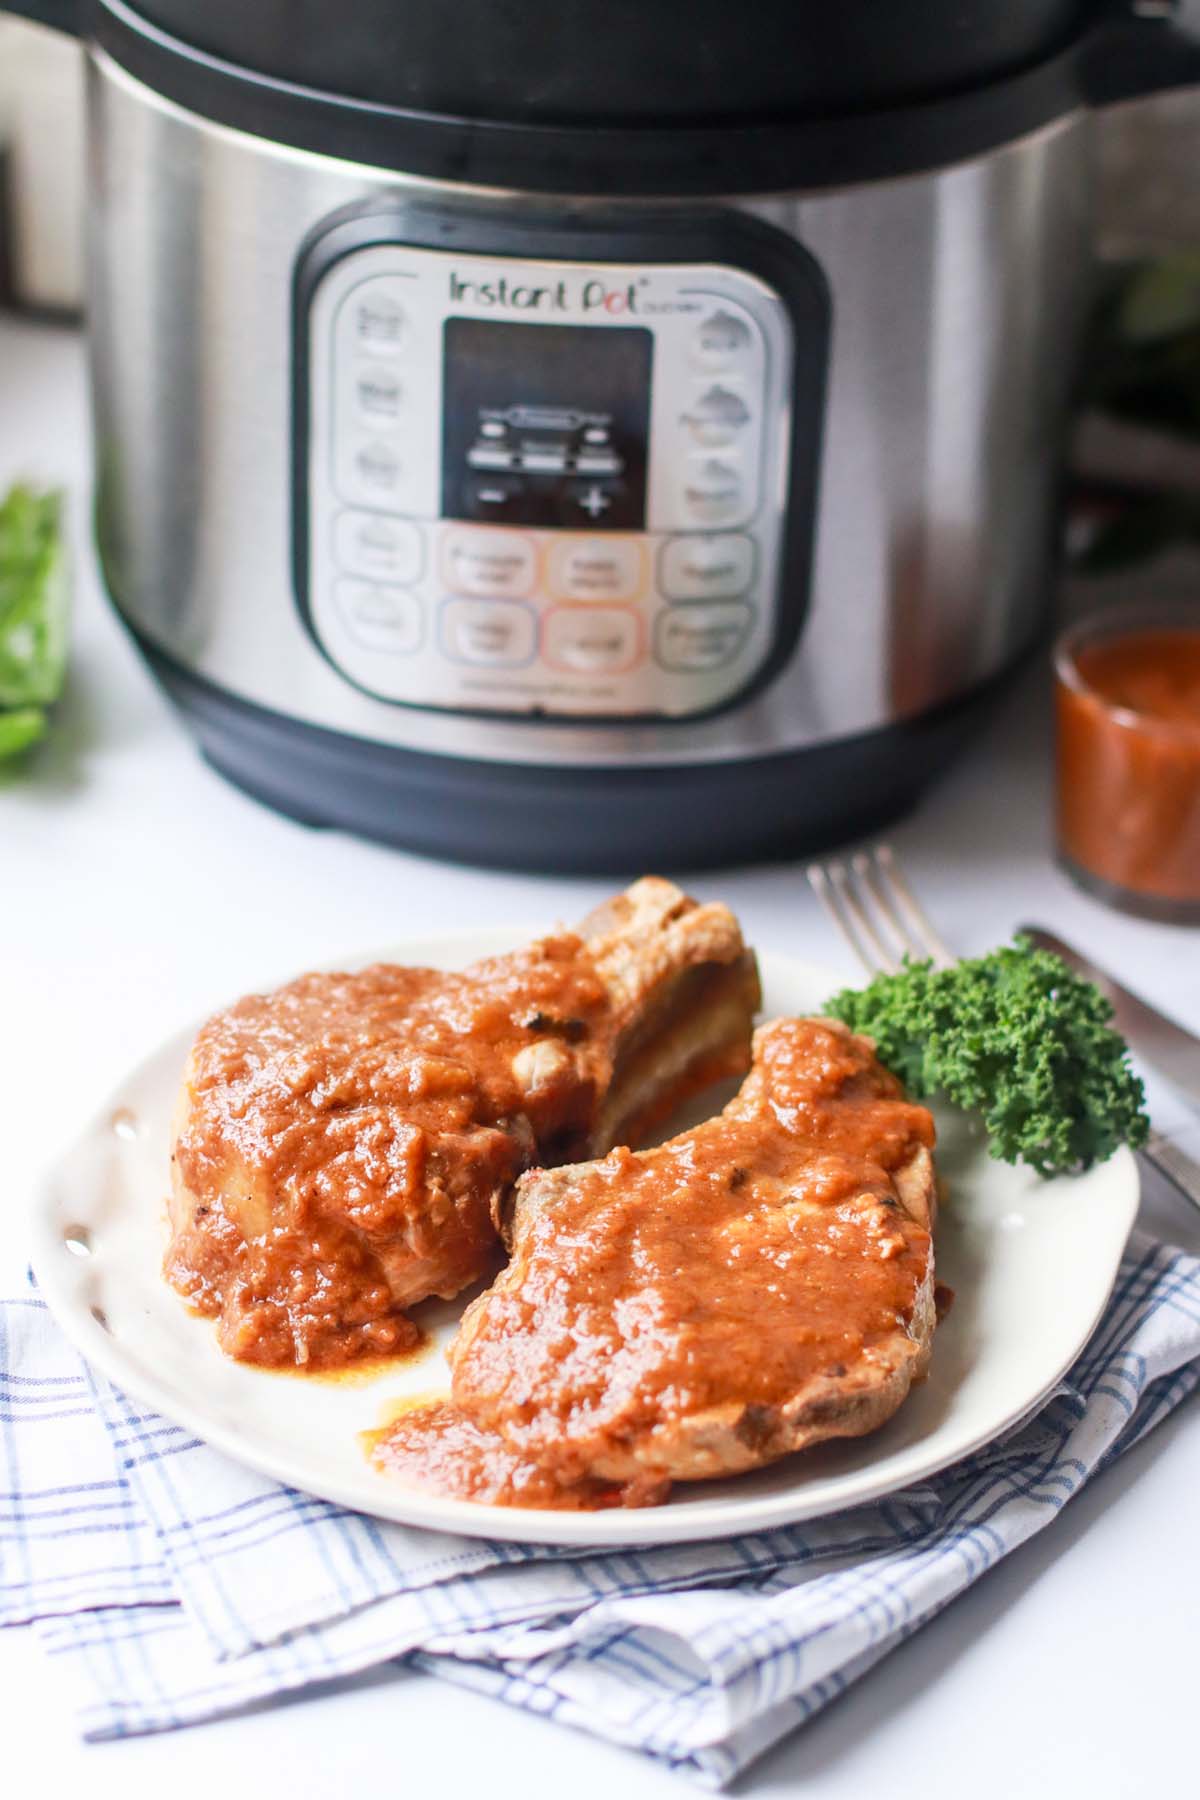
<box><xmin>9</xmin><ymin>1</ymin><xmax>1200</xmax><ymax>870</ymax></box>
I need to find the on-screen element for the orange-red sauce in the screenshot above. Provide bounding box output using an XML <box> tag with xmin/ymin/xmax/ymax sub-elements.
<box><xmin>166</xmin><ymin>924</ymin><xmax>757</xmax><ymax>1374</ymax></box>
<box><xmin>363</xmin><ymin>1023</ymin><xmax>936</xmax><ymax>1510</ymax></box>
<box><xmin>448</xmin><ymin>1022</ymin><xmax>935</xmax><ymax>1489</ymax></box>
<box><xmin>269</xmin><ymin>1334</ymin><xmax>433</xmax><ymax>1386</ymax></box>
<box><xmin>165</xmin><ymin>940</ymin><xmax>620</xmax><ymax>1370</ymax></box>
<box><xmin>1057</xmin><ymin>627</ymin><xmax>1200</xmax><ymax>903</ymax></box>
<box><xmin>366</xmin><ymin>1398</ymin><xmax>670</xmax><ymax>1510</ymax></box>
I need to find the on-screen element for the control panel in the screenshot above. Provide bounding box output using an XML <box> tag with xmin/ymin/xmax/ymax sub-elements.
<box><xmin>296</xmin><ymin>214</ymin><xmax>827</xmax><ymax>720</ymax></box>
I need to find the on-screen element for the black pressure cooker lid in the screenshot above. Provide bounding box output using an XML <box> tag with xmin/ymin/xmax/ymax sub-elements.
<box><xmin>72</xmin><ymin>0</ymin><xmax>1200</xmax><ymax>193</ymax></box>
<box><xmin>127</xmin><ymin>0</ymin><xmax>1094</xmax><ymax>127</ymax></box>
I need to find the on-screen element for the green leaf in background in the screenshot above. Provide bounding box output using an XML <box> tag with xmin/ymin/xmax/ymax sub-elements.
<box><xmin>0</xmin><ymin>705</ymin><xmax>47</xmax><ymax>762</ymax></box>
<box><xmin>1072</xmin><ymin>252</ymin><xmax>1200</xmax><ymax>572</ymax></box>
<box><xmin>1079</xmin><ymin>253</ymin><xmax>1200</xmax><ymax>439</ymax></box>
<box><xmin>0</xmin><ymin>485</ymin><xmax>69</xmax><ymax>713</ymax></box>
<box><xmin>1118</xmin><ymin>251</ymin><xmax>1200</xmax><ymax>345</ymax></box>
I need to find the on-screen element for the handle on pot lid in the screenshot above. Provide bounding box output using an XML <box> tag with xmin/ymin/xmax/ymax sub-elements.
<box><xmin>1081</xmin><ymin>1</ymin><xmax>1200</xmax><ymax>105</ymax></box>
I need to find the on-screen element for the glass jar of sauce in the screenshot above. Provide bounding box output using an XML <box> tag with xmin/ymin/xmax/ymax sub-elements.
<box><xmin>1055</xmin><ymin>606</ymin><xmax>1200</xmax><ymax>922</ymax></box>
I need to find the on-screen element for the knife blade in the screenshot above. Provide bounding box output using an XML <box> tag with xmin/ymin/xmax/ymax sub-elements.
<box><xmin>1018</xmin><ymin>922</ymin><xmax>1200</xmax><ymax>1110</ymax></box>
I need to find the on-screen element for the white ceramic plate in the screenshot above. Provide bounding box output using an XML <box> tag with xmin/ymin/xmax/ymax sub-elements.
<box><xmin>30</xmin><ymin>930</ymin><xmax>1139</xmax><ymax>1547</ymax></box>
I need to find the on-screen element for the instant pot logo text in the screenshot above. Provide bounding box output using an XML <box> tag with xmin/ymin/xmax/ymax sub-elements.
<box><xmin>448</xmin><ymin>271</ymin><xmax>643</xmax><ymax>315</ymax></box>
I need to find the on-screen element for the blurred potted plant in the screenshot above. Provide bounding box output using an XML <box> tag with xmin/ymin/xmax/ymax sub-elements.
<box><xmin>1072</xmin><ymin>252</ymin><xmax>1200</xmax><ymax>571</ymax></box>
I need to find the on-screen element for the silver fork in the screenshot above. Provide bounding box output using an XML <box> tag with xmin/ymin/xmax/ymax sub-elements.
<box><xmin>806</xmin><ymin>843</ymin><xmax>955</xmax><ymax>977</ymax></box>
<box><xmin>805</xmin><ymin>842</ymin><xmax>1200</xmax><ymax>1214</ymax></box>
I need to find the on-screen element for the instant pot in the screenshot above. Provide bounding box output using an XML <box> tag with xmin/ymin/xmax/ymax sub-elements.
<box><xmin>8</xmin><ymin>2</ymin><xmax>1200</xmax><ymax>869</ymax></box>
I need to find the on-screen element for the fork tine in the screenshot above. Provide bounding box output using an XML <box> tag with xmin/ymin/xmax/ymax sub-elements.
<box><xmin>807</xmin><ymin>861</ymin><xmax>875</xmax><ymax>975</ymax></box>
<box><xmin>831</xmin><ymin>860</ymin><xmax>904</xmax><ymax>975</ymax></box>
<box><xmin>872</xmin><ymin>844</ymin><xmax>956</xmax><ymax>969</ymax></box>
<box><xmin>850</xmin><ymin>850</ymin><xmax>914</xmax><ymax>962</ymax></box>
<box><xmin>806</xmin><ymin>860</ymin><xmax>900</xmax><ymax>977</ymax></box>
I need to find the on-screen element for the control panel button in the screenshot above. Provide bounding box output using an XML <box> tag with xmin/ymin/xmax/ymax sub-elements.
<box><xmin>347</xmin><ymin>285</ymin><xmax>408</xmax><ymax>355</ymax></box>
<box><xmin>683</xmin><ymin>459</ymin><xmax>746</xmax><ymax>527</ymax></box>
<box><xmin>654</xmin><ymin>601</ymin><xmax>754</xmax><ymax>673</ymax></box>
<box><xmin>544</xmin><ymin>606</ymin><xmax>641</xmax><ymax>675</ymax></box>
<box><xmin>335</xmin><ymin>580</ymin><xmax>423</xmax><ymax>654</ymax></box>
<box><xmin>442</xmin><ymin>528</ymin><xmax>538</xmax><ymax>599</ymax></box>
<box><xmin>549</xmin><ymin>537</ymin><xmax>644</xmax><ymax>602</ymax></box>
<box><xmin>349</xmin><ymin>438</ymin><xmax>405</xmax><ymax>500</ymax></box>
<box><xmin>352</xmin><ymin>364</ymin><xmax>404</xmax><ymax>424</ymax></box>
<box><xmin>682</xmin><ymin>384</ymin><xmax>751</xmax><ymax>448</ymax></box>
<box><xmin>441</xmin><ymin>598</ymin><xmax>537</xmax><ymax>667</ymax></box>
<box><xmin>660</xmin><ymin>533</ymin><xmax>755</xmax><ymax>601</ymax></box>
<box><xmin>565</xmin><ymin>479</ymin><xmax>626</xmax><ymax>524</ymax></box>
<box><xmin>334</xmin><ymin>512</ymin><xmax>424</xmax><ymax>584</ymax></box>
<box><xmin>463</xmin><ymin>474</ymin><xmax>528</xmax><ymax>519</ymax></box>
<box><xmin>692</xmin><ymin>308</ymin><xmax>753</xmax><ymax>370</ymax></box>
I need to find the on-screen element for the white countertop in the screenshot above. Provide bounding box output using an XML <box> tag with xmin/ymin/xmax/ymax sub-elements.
<box><xmin>2</xmin><ymin>312</ymin><xmax>1198</xmax><ymax>1798</ymax></box>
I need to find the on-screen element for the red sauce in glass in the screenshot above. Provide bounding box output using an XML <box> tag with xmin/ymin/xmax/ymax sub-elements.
<box><xmin>1057</xmin><ymin>626</ymin><xmax>1200</xmax><ymax>905</ymax></box>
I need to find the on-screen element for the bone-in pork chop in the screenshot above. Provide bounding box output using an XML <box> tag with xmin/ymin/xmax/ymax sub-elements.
<box><xmin>444</xmin><ymin>1017</ymin><xmax>936</xmax><ymax>1499</ymax></box>
<box><xmin>165</xmin><ymin>879</ymin><xmax>760</xmax><ymax>1369</ymax></box>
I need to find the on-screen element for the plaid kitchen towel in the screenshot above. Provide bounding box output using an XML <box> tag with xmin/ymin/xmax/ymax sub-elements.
<box><xmin>3</xmin><ymin>1231</ymin><xmax>1199</xmax><ymax>1788</ymax></box>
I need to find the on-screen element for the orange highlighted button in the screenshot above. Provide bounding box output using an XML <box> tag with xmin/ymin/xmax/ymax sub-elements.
<box><xmin>548</xmin><ymin>536</ymin><xmax>645</xmax><ymax>602</ymax></box>
<box><xmin>442</xmin><ymin>527</ymin><xmax>539</xmax><ymax>599</ymax></box>
<box><xmin>543</xmin><ymin>605</ymin><xmax>642</xmax><ymax>675</ymax></box>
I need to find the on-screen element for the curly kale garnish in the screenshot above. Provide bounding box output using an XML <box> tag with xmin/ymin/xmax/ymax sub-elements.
<box><xmin>825</xmin><ymin>939</ymin><xmax>1149</xmax><ymax>1178</ymax></box>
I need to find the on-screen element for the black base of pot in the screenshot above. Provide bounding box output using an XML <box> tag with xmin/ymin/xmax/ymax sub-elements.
<box><xmin>133</xmin><ymin>632</ymin><xmax>1020</xmax><ymax>874</ymax></box>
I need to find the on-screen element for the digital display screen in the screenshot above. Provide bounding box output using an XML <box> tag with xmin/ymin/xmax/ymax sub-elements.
<box><xmin>442</xmin><ymin>318</ymin><xmax>653</xmax><ymax>531</ymax></box>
